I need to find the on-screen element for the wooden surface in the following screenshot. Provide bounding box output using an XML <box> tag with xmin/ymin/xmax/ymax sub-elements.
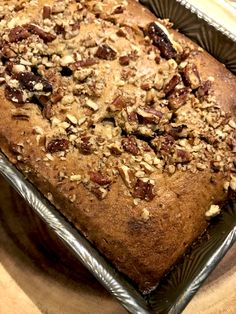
<box><xmin>1</xmin><ymin>1</ymin><xmax>236</xmax><ymax>313</ymax></box>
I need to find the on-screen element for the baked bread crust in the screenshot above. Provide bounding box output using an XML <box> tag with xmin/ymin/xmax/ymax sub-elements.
<box><xmin>0</xmin><ymin>0</ymin><xmax>235</xmax><ymax>292</ymax></box>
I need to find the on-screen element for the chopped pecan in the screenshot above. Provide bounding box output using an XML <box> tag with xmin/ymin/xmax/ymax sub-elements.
<box><xmin>9</xmin><ymin>26</ymin><xmax>30</xmax><ymax>43</ymax></box>
<box><xmin>95</xmin><ymin>44</ymin><xmax>117</xmax><ymax>60</ymax></box>
<box><xmin>168</xmin><ymin>87</ymin><xmax>189</xmax><ymax>110</ymax></box>
<box><xmin>116</xmin><ymin>29</ymin><xmax>126</xmax><ymax>37</ymax></box>
<box><xmin>25</xmin><ymin>24</ymin><xmax>56</xmax><ymax>43</ymax></box>
<box><xmin>71</xmin><ymin>21</ymin><xmax>81</xmax><ymax>31</ymax></box>
<box><xmin>43</xmin><ymin>5</ymin><xmax>52</xmax><ymax>19</ymax></box>
<box><xmin>111</xmin><ymin>95</ymin><xmax>126</xmax><ymax>111</ymax></box>
<box><xmin>5</xmin><ymin>85</ymin><xmax>24</xmax><ymax>104</ymax></box>
<box><xmin>151</xmin><ymin>135</ymin><xmax>175</xmax><ymax>155</ymax></box>
<box><xmin>90</xmin><ymin>172</ymin><xmax>112</xmax><ymax>186</ymax></box>
<box><xmin>119</xmin><ymin>56</ymin><xmax>130</xmax><ymax>66</ymax></box>
<box><xmin>118</xmin><ymin>165</ymin><xmax>136</xmax><ymax>188</ymax></box>
<box><xmin>173</xmin><ymin>149</ymin><xmax>190</xmax><ymax>163</ymax></box>
<box><xmin>147</xmin><ymin>22</ymin><xmax>177</xmax><ymax>60</ymax></box>
<box><xmin>112</xmin><ymin>6</ymin><xmax>124</xmax><ymax>14</ymax></box>
<box><xmin>46</xmin><ymin>138</ymin><xmax>69</xmax><ymax>153</ymax></box>
<box><xmin>196</xmin><ymin>80</ymin><xmax>211</xmax><ymax>98</ymax></box>
<box><xmin>127</xmin><ymin>110</ymin><xmax>139</xmax><ymax>123</ymax></box>
<box><xmin>182</xmin><ymin>63</ymin><xmax>201</xmax><ymax>89</ymax></box>
<box><xmin>180</xmin><ymin>47</ymin><xmax>191</xmax><ymax>61</ymax></box>
<box><xmin>167</xmin><ymin>124</ymin><xmax>188</xmax><ymax>139</ymax></box>
<box><xmin>17</xmin><ymin>72</ymin><xmax>53</xmax><ymax>93</ymax></box>
<box><xmin>164</xmin><ymin>75</ymin><xmax>181</xmax><ymax>96</ymax></box>
<box><xmin>122</xmin><ymin>136</ymin><xmax>139</xmax><ymax>155</ymax></box>
<box><xmin>133</xmin><ymin>178</ymin><xmax>155</xmax><ymax>201</ymax></box>
<box><xmin>137</xmin><ymin>107</ymin><xmax>163</xmax><ymax>124</ymax></box>
<box><xmin>77</xmin><ymin>135</ymin><xmax>94</xmax><ymax>154</ymax></box>
<box><xmin>74</xmin><ymin>59</ymin><xmax>98</xmax><ymax>68</ymax></box>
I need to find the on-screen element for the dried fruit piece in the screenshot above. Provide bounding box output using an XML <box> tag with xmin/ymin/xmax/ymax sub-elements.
<box><xmin>25</xmin><ymin>24</ymin><xmax>56</xmax><ymax>43</ymax></box>
<box><xmin>164</xmin><ymin>75</ymin><xmax>180</xmax><ymax>96</ymax></box>
<box><xmin>90</xmin><ymin>172</ymin><xmax>112</xmax><ymax>186</ymax></box>
<box><xmin>147</xmin><ymin>22</ymin><xmax>176</xmax><ymax>60</ymax></box>
<box><xmin>95</xmin><ymin>44</ymin><xmax>117</xmax><ymax>60</ymax></box>
<box><xmin>9</xmin><ymin>26</ymin><xmax>30</xmax><ymax>43</ymax></box>
<box><xmin>133</xmin><ymin>178</ymin><xmax>155</xmax><ymax>201</ymax></box>
<box><xmin>182</xmin><ymin>64</ymin><xmax>201</xmax><ymax>89</ymax></box>
<box><xmin>17</xmin><ymin>72</ymin><xmax>53</xmax><ymax>93</ymax></box>
<box><xmin>46</xmin><ymin>138</ymin><xmax>69</xmax><ymax>153</ymax></box>
<box><xmin>168</xmin><ymin>87</ymin><xmax>189</xmax><ymax>110</ymax></box>
<box><xmin>122</xmin><ymin>136</ymin><xmax>139</xmax><ymax>155</ymax></box>
<box><xmin>5</xmin><ymin>85</ymin><xmax>24</xmax><ymax>104</ymax></box>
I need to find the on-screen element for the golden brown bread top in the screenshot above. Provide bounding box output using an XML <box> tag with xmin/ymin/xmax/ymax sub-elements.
<box><xmin>0</xmin><ymin>0</ymin><xmax>235</xmax><ymax>292</ymax></box>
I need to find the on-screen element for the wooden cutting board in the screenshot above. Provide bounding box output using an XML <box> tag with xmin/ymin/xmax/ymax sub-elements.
<box><xmin>1</xmin><ymin>1</ymin><xmax>236</xmax><ymax>313</ymax></box>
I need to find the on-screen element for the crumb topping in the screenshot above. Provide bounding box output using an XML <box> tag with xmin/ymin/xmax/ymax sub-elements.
<box><xmin>0</xmin><ymin>0</ymin><xmax>235</xmax><ymax>203</ymax></box>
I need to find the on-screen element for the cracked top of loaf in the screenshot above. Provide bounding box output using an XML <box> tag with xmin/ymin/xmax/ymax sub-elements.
<box><xmin>0</xmin><ymin>0</ymin><xmax>235</xmax><ymax>292</ymax></box>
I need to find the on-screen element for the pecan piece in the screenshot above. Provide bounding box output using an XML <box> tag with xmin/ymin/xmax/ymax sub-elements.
<box><xmin>147</xmin><ymin>22</ymin><xmax>177</xmax><ymax>60</ymax></box>
<box><xmin>77</xmin><ymin>135</ymin><xmax>94</xmax><ymax>154</ymax></box>
<box><xmin>122</xmin><ymin>136</ymin><xmax>139</xmax><ymax>155</ymax></box>
<box><xmin>90</xmin><ymin>172</ymin><xmax>112</xmax><ymax>186</ymax></box>
<box><xmin>110</xmin><ymin>95</ymin><xmax>126</xmax><ymax>111</ymax></box>
<box><xmin>43</xmin><ymin>5</ymin><xmax>52</xmax><ymax>19</ymax></box>
<box><xmin>46</xmin><ymin>138</ymin><xmax>69</xmax><ymax>153</ymax></box>
<box><xmin>17</xmin><ymin>72</ymin><xmax>53</xmax><ymax>93</ymax></box>
<box><xmin>118</xmin><ymin>165</ymin><xmax>136</xmax><ymax>188</ymax></box>
<box><xmin>95</xmin><ymin>44</ymin><xmax>117</xmax><ymax>60</ymax></box>
<box><xmin>119</xmin><ymin>56</ymin><xmax>130</xmax><ymax>66</ymax></box>
<box><xmin>74</xmin><ymin>59</ymin><xmax>98</xmax><ymax>68</ymax></box>
<box><xmin>137</xmin><ymin>107</ymin><xmax>163</xmax><ymax>124</ymax></box>
<box><xmin>133</xmin><ymin>178</ymin><xmax>155</xmax><ymax>201</ymax></box>
<box><xmin>9</xmin><ymin>26</ymin><xmax>30</xmax><ymax>43</ymax></box>
<box><xmin>5</xmin><ymin>85</ymin><xmax>24</xmax><ymax>104</ymax></box>
<box><xmin>196</xmin><ymin>80</ymin><xmax>211</xmax><ymax>98</ymax></box>
<box><xmin>168</xmin><ymin>87</ymin><xmax>189</xmax><ymax>110</ymax></box>
<box><xmin>112</xmin><ymin>6</ymin><xmax>124</xmax><ymax>14</ymax></box>
<box><xmin>25</xmin><ymin>24</ymin><xmax>56</xmax><ymax>43</ymax></box>
<box><xmin>167</xmin><ymin>124</ymin><xmax>188</xmax><ymax>139</ymax></box>
<box><xmin>151</xmin><ymin>135</ymin><xmax>175</xmax><ymax>155</ymax></box>
<box><xmin>164</xmin><ymin>75</ymin><xmax>180</xmax><ymax>96</ymax></box>
<box><xmin>182</xmin><ymin>64</ymin><xmax>201</xmax><ymax>89</ymax></box>
<box><xmin>173</xmin><ymin>149</ymin><xmax>191</xmax><ymax>163</ymax></box>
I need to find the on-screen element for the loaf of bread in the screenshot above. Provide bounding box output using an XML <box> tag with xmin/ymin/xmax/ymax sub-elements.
<box><xmin>0</xmin><ymin>0</ymin><xmax>235</xmax><ymax>293</ymax></box>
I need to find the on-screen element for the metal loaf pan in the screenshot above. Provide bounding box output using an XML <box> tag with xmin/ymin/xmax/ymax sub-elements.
<box><xmin>0</xmin><ymin>1</ymin><xmax>236</xmax><ymax>313</ymax></box>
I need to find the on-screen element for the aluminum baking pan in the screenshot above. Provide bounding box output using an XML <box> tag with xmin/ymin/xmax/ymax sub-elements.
<box><xmin>1</xmin><ymin>0</ymin><xmax>236</xmax><ymax>313</ymax></box>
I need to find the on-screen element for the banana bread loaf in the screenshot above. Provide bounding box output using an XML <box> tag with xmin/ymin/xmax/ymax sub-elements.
<box><xmin>0</xmin><ymin>0</ymin><xmax>235</xmax><ymax>292</ymax></box>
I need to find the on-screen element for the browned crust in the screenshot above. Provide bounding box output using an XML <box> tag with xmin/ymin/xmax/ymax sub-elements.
<box><xmin>0</xmin><ymin>0</ymin><xmax>235</xmax><ymax>292</ymax></box>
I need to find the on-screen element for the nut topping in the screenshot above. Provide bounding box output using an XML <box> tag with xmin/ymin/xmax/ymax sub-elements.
<box><xmin>164</xmin><ymin>75</ymin><xmax>181</xmax><ymax>96</ymax></box>
<box><xmin>25</xmin><ymin>24</ymin><xmax>56</xmax><ymax>43</ymax></box>
<box><xmin>147</xmin><ymin>22</ymin><xmax>177</xmax><ymax>60</ymax></box>
<box><xmin>95</xmin><ymin>44</ymin><xmax>117</xmax><ymax>60</ymax></box>
<box><xmin>122</xmin><ymin>136</ymin><xmax>139</xmax><ymax>155</ymax></box>
<box><xmin>90</xmin><ymin>172</ymin><xmax>112</xmax><ymax>186</ymax></box>
<box><xmin>133</xmin><ymin>178</ymin><xmax>155</xmax><ymax>201</ymax></box>
<box><xmin>182</xmin><ymin>64</ymin><xmax>201</xmax><ymax>89</ymax></box>
<box><xmin>5</xmin><ymin>85</ymin><xmax>24</xmax><ymax>104</ymax></box>
<box><xmin>17</xmin><ymin>72</ymin><xmax>53</xmax><ymax>93</ymax></box>
<box><xmin>9</xmin><ymin>26</ymin><xmax>30</xmax><ymax>43</ymax></box>
<box><xmin>46</xmin><ymin>138</ymin><xmax>69</xmax><ymax>153</ymax></box>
